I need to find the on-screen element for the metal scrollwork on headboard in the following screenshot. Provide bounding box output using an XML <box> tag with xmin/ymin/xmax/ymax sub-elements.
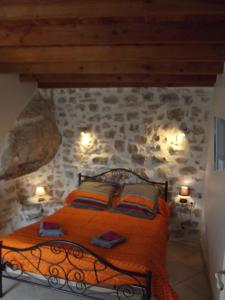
<box><xmin>78</xmin><ymin>168</ymin><xmax>168</xmax><ymax>202</ymax></box>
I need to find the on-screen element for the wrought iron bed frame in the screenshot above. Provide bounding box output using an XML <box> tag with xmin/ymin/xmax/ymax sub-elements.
<box><xmin>0</xmin><ymin>168</ymin><xmax>168</xmax><ymax>300</ymax></box>
<box><xmin>78</xmin><ymin>168</ymin><xmax>168</xmax><ymax>202</ymax></box>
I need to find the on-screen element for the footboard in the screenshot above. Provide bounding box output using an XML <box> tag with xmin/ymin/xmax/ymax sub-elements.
<box><xmin>0</xmin><ymin>240</ymin><xmax>152</xmax><ymax>300</ymax></box>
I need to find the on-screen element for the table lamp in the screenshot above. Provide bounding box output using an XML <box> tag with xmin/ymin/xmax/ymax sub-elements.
<box><xmin>179</xmin><ymin>186</ymin><xmax>190</xmax><ymax>203</ymax></box>
<box><xmin>35</xmin><ymin>186</ymin><xmax>46</xmax><ymax>202</ymax></box>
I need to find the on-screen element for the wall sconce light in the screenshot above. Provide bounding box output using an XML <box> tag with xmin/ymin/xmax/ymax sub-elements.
<box><xmin>81</xmin><ymin>131</ymin><xmax>92</xmax><ymax>148</ymax></box>
<box><xmin>166</xmin><ymin>128</ymin><xmax>186</xmax><ymax>147</ymax></box>
<box><xmin>179</xmin><ymin>186</ymin><xmax>190</xmax><ymax>203</ymax></box>
<box><xmin>35</xmin><ymin>186</ymin><xmax>46</xmax><ymax>202</ymax></box>
<box><xmin>176</xmin><ymin>132</ymin><xmax>185</xmax><ymax>145</ymax></box>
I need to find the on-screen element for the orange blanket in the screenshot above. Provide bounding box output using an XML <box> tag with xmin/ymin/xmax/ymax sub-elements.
<box><xmin>2</xmin><ymin>199</ymin><xmax>178</xmax><ymax>300</ymax></box>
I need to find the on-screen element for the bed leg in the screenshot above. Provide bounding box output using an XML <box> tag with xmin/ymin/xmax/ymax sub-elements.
<box><xmin>145</xmin><ymin>272</ymin><xmax>152</xmax><ymax>300</ymax></box>
<box><xmin>0</xmin><ymin>241</ymin><xmax>3</xmax><ymax>298</ymax></box>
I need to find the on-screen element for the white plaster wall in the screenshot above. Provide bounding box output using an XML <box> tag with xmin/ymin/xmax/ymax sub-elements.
<box><xmin>0</xmin><ymin>74</ymin><xmax>37</xmax><ymax>236</ymax></box>
<box><xmin>204</xmin><ymin>74</ymin><xmax>225</xmax><ymax>300</ymax></box>
<box><xmin>0</xmin><ymin>74</ymin><xmax>37</xmax><ymax>144</ymax></box>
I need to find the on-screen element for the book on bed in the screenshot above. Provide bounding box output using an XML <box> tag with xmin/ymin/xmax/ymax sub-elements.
<box><xmin>91</xmin><ymin>231</ymin><xmax>126</xmax><ymax>248</ymax></box>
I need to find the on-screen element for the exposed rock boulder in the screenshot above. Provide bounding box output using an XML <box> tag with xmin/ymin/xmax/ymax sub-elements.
<box><xmin>0</xmin><ymin>94</ymin><xmax>61</xmax><ymax>180</ymax></box>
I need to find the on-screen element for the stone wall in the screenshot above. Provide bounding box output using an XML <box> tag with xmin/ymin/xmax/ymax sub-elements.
<box><xmin>0</xmin><ymin>180</ymin><xmax>22</xmax><ymax>235</ymax></box>
<box><xmin>1</xmin><ymin>87</ymin><xmax>213</xmax><ymax>238</ymax></box>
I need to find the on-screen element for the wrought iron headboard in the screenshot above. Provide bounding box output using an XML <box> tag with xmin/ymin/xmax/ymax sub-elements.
<box><xmin>78</xmin><ymin>168</ymin><xmax>168</xmax><ymax>202</ymax></box>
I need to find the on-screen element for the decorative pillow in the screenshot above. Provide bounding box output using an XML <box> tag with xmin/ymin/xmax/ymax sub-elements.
<box><xmin>71</xmin><ymin>181</ymin><xmax>116</xmax><ymax>210</ymax></box>
<box><xmin>112</xmin><ymin>183</ymin><xmax>159</xmax><ymax>219</ymax></box>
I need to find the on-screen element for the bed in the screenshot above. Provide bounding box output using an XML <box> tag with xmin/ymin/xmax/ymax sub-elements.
<box><xmin>0</xmin><ymin>168</ymin><xmax>178</xmax><ymax>300</ymax></box>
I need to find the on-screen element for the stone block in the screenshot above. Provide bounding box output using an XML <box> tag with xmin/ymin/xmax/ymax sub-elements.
<box><xmin>160</xmin><ymin>93</ymin><xmax>179</xmax><ymax>104</ymax></box>
<box><xmin>152</xmin><ymin>155</ymin><xmax>166</xmax><ymax>165</ymax></box>
<box><xmin>104</xmin><ymin>130</ymin><xmax>116</xmax><ymax>139</ymax></box>
<box><xmin>92</xmin><ymin>157</ymin><xmax>108</xmax><ymax>165</ymax></box>
<box><xmin>111</xmin><ymin>155</ymin><xmax>125</xmax><ymax>164</ymax></box>
<box><xmin>119</xmin><ymin>126</ymin><xmax>125</xmax><ymax>133</ymax></box>
<box><xmin>63</xmin><ymin>129</ymin><xmax>74</xmax><ymax>138</ymax></box>
<box><xmin>179</xmin><ymin>166</ymin><xmax>197</xmax><ymax>175</ymax></box>
<box><xmin>127</xmin><ymin>112</ymin><xmax>139</xmax><ymax>120</ymax></box>
<box><xmin>89</xmin><ymin>103</ymin><xmax>98</xmax><ymax>112</ymax></box>
<box><xmin>167</xmin><ymin>108</ymin><xmax>185</xmax><ymax>122</ymax></box>
<box><xmin>148</xmin><ymin>104</ymin><xmax>162</xmax><ymax>111</ymax></box>
<box><xmin>175</xmin><ymin>158</ymin><xmax>188</xmax><ymax>164</ymax></box>
<box><xmin>131</xmin><ymin>154</ymin><xmax>145</xmax><ymax>165</ymax></box>
<box><xmin>192</xmin><ymin>125</ymin><xmax>205</xmax><ymax>135</ymax></box>
<box><xmin>124</xmin><ymin>95</ymin><xmax>138</xmax><ymax>104</ymax></box>
<box><xmin>114</xmin><ymin>114</ymin><xmax>124</xmax><ymax>122</ymax></box>
<box><xmin>191</xmin><ymin>106</ymin><xmax>201</xmax><ymax>118</ymax></box>
<box><xmin>142</xmin><ymin>92</ymin><xmax>154</xmax><ymax>101</ymax></box>
<box><xmin>191</xmin><ymin>146</ymin><xmax>203</xmax><ymax>152</ymax></box>
<box><xmin>134</xmin><ymin>135</ymin><xmax>147</xmax><ymax>144</ymax></box>
<box><xmin>183</xmin><ymin>95</ymin><xmax>193</xmax><ymax>105</ymax></box>
<box><xmin>114</xmin><ymin>140</ymin><xmax>125</xmax><ymax>152</ymax></box>
<box><xmin>129</xmin><ymin>124</ymin><xmax>139</xmax><ymax>132</ymax></box>
<box><xmin>103</xmin><ymin>96</ymin><xmax>118</xmax><ymax>104</ymax></box>
<box><xmin>143</xmin><ymin>117</ymin><xmax>153</xmax><ymax>124</ymax></box>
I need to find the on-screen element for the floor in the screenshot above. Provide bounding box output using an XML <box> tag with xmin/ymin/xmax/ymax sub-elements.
<box><xmin>168</xmin><ymin>240</ymin><xmax>212</xmax><ymax>300</ymax></box>
<box><xmin>1</xmin><ymin>240</ymin><xmax>212</xmax><ymax>300</ymax></box>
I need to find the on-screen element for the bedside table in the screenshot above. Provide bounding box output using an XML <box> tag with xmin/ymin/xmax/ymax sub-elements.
<box><xmin>21</xmin><ymin>197</ymin><xmax>64</xmax><ymax>224</ymax></box>
<box><xmin>174</xmin><ymin>199</ymin><xmax>194</xmax><ymax>229</ymax></box>
<box><xmin>22</xmin><ymin>203</ymin><xmax>44</xmax><ymax>223</ymax></box>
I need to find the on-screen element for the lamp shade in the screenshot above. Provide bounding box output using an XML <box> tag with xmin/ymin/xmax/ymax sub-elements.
<box><xmin>36</xmin><ymin>186</ymin><xmax>46</xmax><ymax>197</ymax></box>
<box><xmin>179</xmin><ymin>186</ymin><xmax>190</xmax><ymax>197</ymax></box>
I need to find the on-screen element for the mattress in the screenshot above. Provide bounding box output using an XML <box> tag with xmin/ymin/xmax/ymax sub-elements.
<box><xmin>2</xmin><ymin>200</ymin><xmax>178</xmax><ymax>300</ymax></box>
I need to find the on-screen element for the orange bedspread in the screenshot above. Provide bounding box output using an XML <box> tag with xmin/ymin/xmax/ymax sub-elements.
<box><xmin>2</xmin><ymin>200</ymin><xmax>178</xmax><ymax>300</ymax></box>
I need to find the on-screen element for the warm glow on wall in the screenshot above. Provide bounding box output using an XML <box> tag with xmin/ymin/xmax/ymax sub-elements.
<box><xmin>80</xmin><ymin>131</ymin><xmax>93</xmax><ymax>148</ymax></box>
<box><xmin>175</xmin><ymin>132</ymin><xmax>185</xmax><ymax>145</ymax></box>
<box><xmin>158</xmin><ymin>125</ymin><xmax>188</xmax><ymax>163</ymax></box>
<box><xmin>166</xmin><ymin>129</ymin><xmax>186</xmax><ymax>147</ymax></box>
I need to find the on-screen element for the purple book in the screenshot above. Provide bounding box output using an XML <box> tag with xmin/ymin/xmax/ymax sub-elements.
<box><xmin>40</xmin><ymin>222</ymin><xmax>60</xmax><ymax>230</ymax></box>
<box><xmin>91</xmin><ymin>231</ymin><xmax>126</xmax><ymax>248</ymax></box>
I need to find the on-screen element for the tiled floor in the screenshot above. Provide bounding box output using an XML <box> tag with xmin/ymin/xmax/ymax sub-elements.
<box><xmin>168</xmin><ymin>240</ymin><xmax>212</xmax><ymax>300</ymax></box>
<box><xmin>1</xmin><ymin>240</ymin><xmax>211</xmax><ymax>300</ymax></box>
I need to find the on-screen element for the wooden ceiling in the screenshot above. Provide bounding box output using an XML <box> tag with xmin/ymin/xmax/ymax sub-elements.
<box><xmin>0</xmin><ymin>0</ymin><xmax>225</xmax><ymax>88</ymax></box>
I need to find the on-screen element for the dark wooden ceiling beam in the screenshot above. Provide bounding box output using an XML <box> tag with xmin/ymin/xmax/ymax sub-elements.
<box><xmin>0</xmin><ymin>1</ymin><xmax>223</xmax><ymax>87</ymax></box>
<box><xmin>1</xmin><ymin>18</ymin><xmax>225</xmax><ymax>46</ymax></box>
<box><xmin>20</xmin><ymin>74</ymin><xmax>217</xmax><ymax>88</ymax></box>
<box><xmin>38</xmin><ymin>82</ymin><xmax>215</xmax><ymax>88</ymax></box>
<box><xmin>1</xmin><ymin>45</ymin><xmax>225</xmax><ymax>63</ymax></box>
<box><xmin>0</xmin><ymin>0</ymin><xmax>225</xmax><ymax>20</ymax></box>
<box><xmin>0</xmin><ymin>61</ymin><xmax>223</xmax><ymax>75</ymax></box>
